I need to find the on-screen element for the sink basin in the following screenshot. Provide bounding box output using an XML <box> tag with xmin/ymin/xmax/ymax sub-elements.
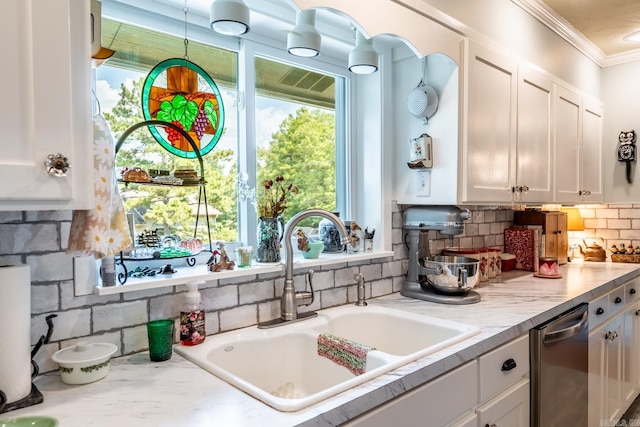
<box><xmin>175</xmin><ymin>304</ymin><xmax>479</xmax><ymax>411</ymax></box>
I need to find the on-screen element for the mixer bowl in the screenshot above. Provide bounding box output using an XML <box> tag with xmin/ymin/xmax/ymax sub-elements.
<box><xmin>420</xmin><ymin>255</ymin><xmax>480</xmax><ymax>295</ymax></box>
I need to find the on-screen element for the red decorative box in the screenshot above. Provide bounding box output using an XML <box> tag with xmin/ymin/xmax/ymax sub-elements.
<box><xmin>504</xmin><ymin>227</ymin><xmax>539</xmax><ymax>272</ymax></box>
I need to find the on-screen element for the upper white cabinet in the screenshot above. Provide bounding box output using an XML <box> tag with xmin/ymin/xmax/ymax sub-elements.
<box><xmin>516</xmin><ymin>68</ymin><xmax>554</xmax><ymax>202</ymax></box>
<box><xmin>0</xmin><ymin>0</ymin><xmax>93</xmax><ymax>211</ymax></box>
<box><xmin>553</xmin><ymin>86</ymin><xmax>603</xmax><ymax>203</ymax></box>
<box><xmin>460</xmin><ymin>40</ymin><xmax>553</xmax><ymax>204</ymax></box>
<box><xmin>460</xmin><ymin>40</ymin><xmax>517</xmax><ymax>203</ymax></box>
<box><xmin>581</xmin><ymin>97</ymin><xmax>604</xmax><ymax>202</ymax></box>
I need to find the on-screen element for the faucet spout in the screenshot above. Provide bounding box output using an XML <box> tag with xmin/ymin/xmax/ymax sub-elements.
<box><xmin>258</xmin><ymin>209</ymin><xmax>349</xmax><ymax>328</ymax></box>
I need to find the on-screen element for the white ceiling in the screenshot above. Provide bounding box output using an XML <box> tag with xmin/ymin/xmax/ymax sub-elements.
<box><xmin>515</xmin><ymin>0</ymin><xmax>640</xmax><ymax>66</ymax></box>
<box><xmin>542</xmin><ymin>0</ymin><xmax>640</xmax><ymax>56</ymax></box>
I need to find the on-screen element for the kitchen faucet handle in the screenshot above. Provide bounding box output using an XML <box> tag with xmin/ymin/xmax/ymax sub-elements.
<box><xmin>301</xmin><ymin>269</ymin><xmax>315</xmax><ymax>307</ymax></box>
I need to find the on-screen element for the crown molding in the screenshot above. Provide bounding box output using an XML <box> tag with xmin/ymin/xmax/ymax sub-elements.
<box><xmin>511</xmin><ymin>0</ymin><xmax>610</xmax><ymax>66</ymax></box>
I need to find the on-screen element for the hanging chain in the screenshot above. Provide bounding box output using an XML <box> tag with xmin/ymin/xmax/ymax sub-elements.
<box><xmin>183</xmin><ymin>0</ymin><xmax>189</xmax><ymax>60</ymax></box>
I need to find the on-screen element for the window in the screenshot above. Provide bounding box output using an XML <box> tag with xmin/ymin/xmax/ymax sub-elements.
<box><xmin>96</xmin><ymin>15</ymin><xmax>346</xmax><ymax>248</ymax></box>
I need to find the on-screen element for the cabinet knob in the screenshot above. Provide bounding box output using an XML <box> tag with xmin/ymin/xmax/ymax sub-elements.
<box><xmin>605</xmin><ymin>331</ymin><xmax>618</xmax><ymax>342</ymax></box>
<box><xmin>615</xmin><ymin>296</ymin><xmax>622</xmax><ymax>304</ymax></box>
<box><xmin>45</xmin><ymin>153</ymin><xmax>70</xmax><ymax>177</ymax></box>
<box><xmin>596</xmin><ymin>307</ymin><xmax>605</xmax><ymax>315</ymax></box>
<box><xmin>631</xmin><ymin>288</ymin><xmax>637</xmax><ymax>295</ymax></box>
<box><xmin>501</xmin><ymin>358</ymin><xmax>517</xmax><ymax>371</ymax></box>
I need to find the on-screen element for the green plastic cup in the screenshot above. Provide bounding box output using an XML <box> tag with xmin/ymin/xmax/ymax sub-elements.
<box><xmin>147</xmin><ymin>319</ymin><xmax>175</xmax><ymax>362</ymax></box>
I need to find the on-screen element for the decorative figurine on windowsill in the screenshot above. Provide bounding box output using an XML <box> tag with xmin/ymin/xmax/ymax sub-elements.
<box><xmin>207</xmin><ymin>242</ymin><xmax>235</xmax><ymax>272</ymax></box>
<box><xmin>364</xmin><ymin>227</ymin><xmax>375</xmax><ymax>253</ymax></box>
<box><xmin>296</xmin><ymin>229</ymin><xmax>310</xmax><ymax>252</ymax></box>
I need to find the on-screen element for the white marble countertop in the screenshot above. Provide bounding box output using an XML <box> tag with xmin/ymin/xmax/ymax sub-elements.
<box><xmin>6</xmin><ymin>261</ymin><xmax>640</xmax><ymax>427</ymax></box>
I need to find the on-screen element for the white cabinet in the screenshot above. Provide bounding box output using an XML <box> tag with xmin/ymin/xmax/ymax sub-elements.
<box><xmin>0</xmin><ymin>0</ymin><xmax>93</xmax><ymax>211</ymax></box>
<box><xmin>554</xmin><ymin>86</ymin><xmax>603</xmax><ymax>203</ymax></box>
<box><xmin>588</xmin><ymin>279</ymin><xmax>640</xmax><ymax>427</ymax></box>
<box><xmin>460</xmin><ymin>40</ymin><xmax>517</xmax><ymax>203</ymax></box>
<box><xmin>460</xmin><ymin>40</ymin><xmax>553</xmax><ymax>204</ymax></box>
<box><xmin>516</xmin><ymin>68</ymin><xmax>554</xmax><ymax>203</ymax></box>
<box><xmin>581</xmin><ymin>97</ymin><xmax>604</xmax><ymax>202</ymax></box>
<box><xmin>476</xmin><ymin>378</ymin><xmax>530</xmax><ymax>427</ymax></box>
<box><xmin>345</xmin><ymin>335</ymin><xmax>530</xmax><ymax>427</ymax></box>
<box><xmin>343</xmin><ymin>361</ymin><xmax>478</xmax><ymax>427</ymax></box>
<box><xmin>589</xmin><ymin>315</ymin><xmax>624</xmax><ymax>426</ymax></box>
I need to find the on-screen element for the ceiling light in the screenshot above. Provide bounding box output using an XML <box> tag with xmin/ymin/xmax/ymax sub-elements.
<box><xmin>623</xmin><ymin>31</ymin><xmax>640</xmax><ymax>43</ymax></box>
<box><xmin>210</xmin><ymin>0</ymin><xmax>250</xmax><ymax>36</ymax></box>
<box><xmin>287</xmin><ymin>9</ymin><xmax>321</xmax><ymax>58</ymax></box>
<box><xmin>348</xmin><ymin>31</ymin><xmax>378</xmax><ymax>74</ymax></box>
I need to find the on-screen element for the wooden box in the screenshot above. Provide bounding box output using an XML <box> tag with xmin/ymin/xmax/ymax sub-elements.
<box><xmin>513</xmin><ymin>210</ymin><xmax>568</xmax><ymax>265</ymax></box>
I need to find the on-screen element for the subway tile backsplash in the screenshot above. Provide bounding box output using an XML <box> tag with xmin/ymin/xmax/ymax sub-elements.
<box><xmin>4</xmin><ymin>204</ymin><xmax>524</xmax><ymax>374</ymax></box>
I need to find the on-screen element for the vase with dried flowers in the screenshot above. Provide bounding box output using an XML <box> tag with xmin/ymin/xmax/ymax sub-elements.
<box><xmin>252</xmin><ymin>176</ymin><xmax>298</xmax><ymax>263</ymax></box>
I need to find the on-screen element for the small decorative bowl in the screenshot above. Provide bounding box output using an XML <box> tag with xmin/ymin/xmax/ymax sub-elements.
<box><xmin>0</xmin><ymin>416</ymin><xmax>59</xmax><ymax>427</ymax></box>
<box><xmin>302</xmin><ymin>241</ymin><xmax>324</xmax><ymax>259</ymax></box>
<box><xmin>52</xmin><ymin>342</ymin><xmax>118</xmax><ymax>385</ymax></box>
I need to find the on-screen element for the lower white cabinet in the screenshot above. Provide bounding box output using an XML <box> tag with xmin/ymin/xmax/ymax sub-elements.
<box><xmin>589</xmin><ymin>312</ymin><xmax>624</xmax><ymax>426</ymax></box>
<box><xmin>343</xmin><ymin>361</ymin><xmax>478</xmax><ymax>427</ymax></box>
<box><xmin>345</xmin><ymin>335</ymin><xmax>530</xmax><ymax>427</ymax></box>
<box><xmin>588</xmin><ymin>278</ymin><xmax>640</xmax><ymax>427</ymax></box>
<box><xmin>476</xmin><ymin>378</ymin><xmax>530</xmax><ymax>427</ymax></box>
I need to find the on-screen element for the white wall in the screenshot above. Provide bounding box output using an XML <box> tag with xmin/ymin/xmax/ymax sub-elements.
<box><xmin>393</xmin><ymin>51</ymin><xmax>459</xmax><ymax>204</ymax></box>
<box><xmin>602</xmin><ymin>60</ymin><xmax>640</xmax><ymax>202</ymax></box>
<box><xmin>417</xmin><ymin>0</ymin><xmax>602</xmax><ymax>97</ymax></box>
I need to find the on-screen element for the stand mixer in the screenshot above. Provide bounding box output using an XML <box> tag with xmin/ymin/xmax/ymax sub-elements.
<box><xmin>402</xmin><ymin>206</ymin><xmax>481</xmax><ymax>304</ymax></box>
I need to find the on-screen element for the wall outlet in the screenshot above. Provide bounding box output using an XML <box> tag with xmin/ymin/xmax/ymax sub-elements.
<box><xmin>416</xmin><ymin>170</ymin><xmax>431</xmax><ymax>197</ymax></box>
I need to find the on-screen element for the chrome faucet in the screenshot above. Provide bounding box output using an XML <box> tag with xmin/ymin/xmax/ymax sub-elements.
<box><xmin>258</xmin><ymin>209</ymin><xmax>350</xmax><ymax>328</ymax></box>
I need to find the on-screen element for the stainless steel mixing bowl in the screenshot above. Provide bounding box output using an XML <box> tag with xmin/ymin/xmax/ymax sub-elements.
<box><xmin>419</xmin><ymin>255</ymin><xmax>480</xmax><ymax>295</ymax></box>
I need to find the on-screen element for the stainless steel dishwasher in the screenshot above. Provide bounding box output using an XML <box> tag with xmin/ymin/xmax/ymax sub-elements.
<box><xmin>530</xmin><ymin>303</ymin><xmax>589</xmax><ymax>427</ymax></box>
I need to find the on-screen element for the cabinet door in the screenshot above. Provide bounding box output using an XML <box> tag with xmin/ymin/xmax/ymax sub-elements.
<box><xmin>604</xmin><ymin>315</ymin><xmax>624</xmax><ymax>423</ymax></box>
<box><xmin>476</xmin><ymin>378</ymin><xmax>529</xmax><ymax>427</ymax></box>
<box><xmin>590</xmin><ymin>315</ymin><xmax>624</xmax><ymax>426</ymax></box>
<box><xmin>0</xmin><ymin>0</ymin><xmax>93</xmax><ymax>210</ymax></box>
<box><xmin>581</xmin><ymin>97</ymin><xmax>604</xmax><ymax>202</ymax></box>
<box><xmin>343</xmin><ymin>361</ymin><xmax>478</xmax><ymax>427</ymax></box>
<box><xmin>588</xmin><ymin>326</ymin><xmax>606</xmax><ymax>427</ymax></box>
<box><xmin>460</xmin><ymin>40</ymin><xmax>517</xmax><ymax>203</ymax></box>
<box><xmin>622</xmin><ymin>303</ymin><xmax>640</xmax><ymax>408</ymax></box>
<box><xmin>516</xmin><ymin>67</ymin><xmax>553</xmax><ymax>203</ymax></box>
<box><xmin>553</xmin><ymin>85</ymin><xmax>582</xmax><ymax>203</ymax></box>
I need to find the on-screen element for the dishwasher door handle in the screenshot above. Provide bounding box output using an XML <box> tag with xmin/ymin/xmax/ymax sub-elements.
<box><xmin>543</xmin><ymin>311</ymin><xmax>588</xmax><ymax>344</ymax></box>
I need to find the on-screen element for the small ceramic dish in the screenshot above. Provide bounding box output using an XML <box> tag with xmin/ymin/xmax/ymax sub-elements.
<box><xmin>0</xmin><ymin>416</ymin><xmax>59</xmax><ymax>427</ymax></box>
<box><xmin>52</xmin><ymin>342</ymin><xmax>118</xmax><ymax>385</ymax></box>
<box><xmin>302</xmin><ymin>241</ymin><xmax>324</xmax><ymax>259</ymax></box>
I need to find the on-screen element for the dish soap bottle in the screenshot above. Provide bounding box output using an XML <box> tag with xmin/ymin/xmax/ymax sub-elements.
<box><xmin>180</xmin><ymin>281</ymin><xmax>206</xmax><ymax>346</ymax></box>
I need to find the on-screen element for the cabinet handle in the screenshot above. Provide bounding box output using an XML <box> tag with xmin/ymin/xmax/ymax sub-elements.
<box><xmin>636</xmin><ymin>309</ymin><xmax>640</xmax><ymax>316</ymax></box>
<box><xmin>501</xmin><ymin>358</ymin><xmax>517</xmax><ymax>371</ymax></box>
<box><xmin>44</xmin><ymin>153</ymin><xmax>70</xmax><ymax>177</ymax></box>
<box><xmin>485</xmin><ymin>424</ymin><xmax>497</xmax><ymax>427</ymax></box>
<box><xmin>631</xmin><ymin>288</ymin><xmax>637</xmax><ymax>295</ymax></box>
<box><xmin>579</xmin><ymin>189</ymin><xmax>592</xmax><ymax>197</ymax></box>
<box><xmin>615</xmin><ymin>296</ymin><xmax>623</xmax><ymax>304</ymax></box>
<box><xmin>605</xmin><ymin>331</ymin><xmax>618</xmax><ymax>342</ymax></box>
<box><xmin>596</xmin><ymin>307</ymin><xmax>605</xmax><ymax>315</ymax></box>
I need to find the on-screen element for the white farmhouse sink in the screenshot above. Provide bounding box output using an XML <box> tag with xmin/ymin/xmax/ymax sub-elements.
<box><xmin>175</xmin><ymin>305</ymin><xmax>479</xmax><ymax>412</ymax></box>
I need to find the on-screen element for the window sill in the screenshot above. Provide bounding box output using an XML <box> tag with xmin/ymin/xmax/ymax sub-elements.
<box><xmin>90</xmin><ymin>251</ymin><xmax>394</xmax><ymax>296</ymax></box>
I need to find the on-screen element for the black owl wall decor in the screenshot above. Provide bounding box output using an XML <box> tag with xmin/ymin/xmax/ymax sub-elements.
<box><xmin>618</xmin><ymin>130</ymin><xmax>636</xmax><ymax>184</ymax></box>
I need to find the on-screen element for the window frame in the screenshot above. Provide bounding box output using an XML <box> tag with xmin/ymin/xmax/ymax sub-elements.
<box><xmin>97</xmin><ymin>2</ymin><xmax>353</xmax><ymax>247</ymax></box>
<box><xmin>238</xmin><ymin>40</ymin><xmax>350</xmax><ymax>247</ymax></box>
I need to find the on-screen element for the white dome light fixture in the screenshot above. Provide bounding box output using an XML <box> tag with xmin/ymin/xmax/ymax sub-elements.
<box><xmin>348</xmin><ymin>31</ymin><xmax>378</xmax><ymax>74</ymax></box>
<box><xmin>210</xmin><ymin>0</ymin><xmax>250</xmax><ymax>36</ymax></box>
<box><xmin>287</xmin><ymin>9</ymin><xmax>321</xmax><ymax>58</ymax></box>
<box><xmin>623</xmin><ymin>30</ymin><xmax>640</xmax><ymax>42</ymax></box>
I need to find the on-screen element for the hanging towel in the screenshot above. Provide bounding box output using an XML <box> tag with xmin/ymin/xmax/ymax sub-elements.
<box><xmin>67</xmin><ymin>114</ymin><xmax>132</xmax><ymax>258</ymax></box>
<box><xmin>317</xmin><ymin>333</ymin><xmax>375</xmax><ymax>376</ymax></box>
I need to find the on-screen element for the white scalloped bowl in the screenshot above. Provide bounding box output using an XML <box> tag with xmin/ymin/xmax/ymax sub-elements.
<box><xmin>52</xmin><ymin>342</ymin><xmax>118</xmax><ymax>385</ymax></box>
